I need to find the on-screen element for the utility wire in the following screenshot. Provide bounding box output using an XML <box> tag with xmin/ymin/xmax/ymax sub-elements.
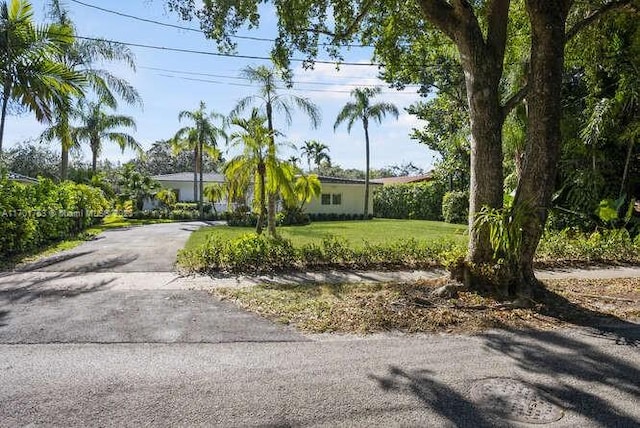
<box><xmin>69</xmin><ymin>33</ymin><xmax>382</xmax><ymax>67</ymax></box>
<box><xmin>141</xmin><ymin>65</ymin><xmax>420</xmax><ymax>88</ymax></box>
<box><xmin>68</xmin><ymin>0</ymin><xmax>373</xmax><ymax>48</ymax></box>
<box><xmin>155</xmin><ymin>73</ymin><xmax>418</xmax><ymax>95</ymax></box>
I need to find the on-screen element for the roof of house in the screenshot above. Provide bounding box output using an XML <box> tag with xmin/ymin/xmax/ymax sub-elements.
<box><xmin>317</xmin><ymin>176</ymin><xmax>384</xmax><ymax>185</ymax></box>
<box><xmin>8</xmin><ymin>171</ymin><xmax>38</xmax><ymax>184</ymax></box>
<box><xmin>372</xmin><ymin>173</ymin><xmax>433</xmax><ymax>185</ymax></box>
<box><xmin>151</xmin><ymin>172</ymin><xmax>225</xmax><ymax>183</ymax></box>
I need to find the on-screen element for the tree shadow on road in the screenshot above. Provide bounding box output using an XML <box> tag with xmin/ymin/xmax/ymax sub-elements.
<box><xmin>369</xmin><ymin>366</ymin><xmax>504</xmax><ymax>427</ymax></box>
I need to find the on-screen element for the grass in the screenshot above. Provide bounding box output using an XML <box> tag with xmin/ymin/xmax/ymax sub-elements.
<box><xmin>213</xmin><ymin>277</ymin><xmax>640</xmax><ymax>334</ymax></box>
<box><xmin>184</xmin><ymin>219</ymin><xmax>468</xmax><ymax>250</ymax></box>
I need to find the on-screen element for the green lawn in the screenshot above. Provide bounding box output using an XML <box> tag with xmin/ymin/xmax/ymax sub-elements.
<box><xmin>185</xmin><ymin>218</ymin><xmax>467</xmax><ymax>250</ymax></box>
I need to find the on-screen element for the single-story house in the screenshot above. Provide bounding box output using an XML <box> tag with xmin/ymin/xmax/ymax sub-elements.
<box><xmin>146</xmin><ymin>172</ymin><xmax>228</xmax><ymax>210</ymax></box>
<box><xmin>372</xmin><ymin>172</ymin><xmax>433</xmax><ymax>186</ymax></box>
<box><xmin>305</xmin><ymin>176</ymin><xmax>383</xmax><ymax>216</ymax></box>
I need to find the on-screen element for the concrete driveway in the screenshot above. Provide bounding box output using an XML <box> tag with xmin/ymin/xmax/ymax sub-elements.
<box><xmin>0</xmin><ymin>221</ymin><xmax>305</xmax><ymax>344</ymax></box>
<box><xmin>15</xmin><ymin>221</ymin><xmax>210</xmax><ymax>273</ymax></box>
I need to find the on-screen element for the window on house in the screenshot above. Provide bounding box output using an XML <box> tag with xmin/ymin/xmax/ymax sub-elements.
<box><xmin>332</xmin><ymin>194</ymin><xmax>342</xmax><ymax>205</ymax></box>
<box><xmin>321</xmin><ymin>193</ymin><xmax>331</xmax><ymax>205</ymax></box>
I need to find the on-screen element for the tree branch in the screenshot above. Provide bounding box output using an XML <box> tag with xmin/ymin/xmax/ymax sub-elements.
<box><xmin>501</xmin><ymin>84</ymin><xmax>528</xmax><ymax>119</ymax></box>
<box><xmin>486</xmin><ymin>0</ymin><xmax>511</xmax><ymax>61</ymax></box>
<box><xmin>566</xmin><ymin>0</ymin><xmax>637</xmax><ymax>41</ymax></box>
<box><xmin>416</xmin><ymin>0</ymin><xmax>460</xmax><ymax>41</ymax></box>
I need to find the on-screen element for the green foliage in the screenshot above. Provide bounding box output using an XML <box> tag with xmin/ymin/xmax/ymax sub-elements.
<box><xmin>277</xmin><ymin>206</ymin><xmax>310</xmax><ymax>226</ymax></box>
<box><xmin>373</xmin><ymin>182</ymin><xmax>445</xmax><ymax>220</ymax></box>
<box><xmin>442</xmin><ymin>191</ymin><xmax>469</xmax><ymax>224</ymax></box>
<box><xmin>474</xmin><ymin>202</ymin><xmax>534</xmax><ymax>266</ymax></box>
<box><xmin>156</xmin><ymin>188</ymin><xmax>177</xmax><ymax>209</ymax></box>
<box><xmin>177</xmin><ymin>232</ymin><xmax>463</xmax><ymax>274</ymax></box>
<box><xmin>0</xmin><ymin>175</ymin><xmax>108</xmax><ymax>258</ymax></box>
<box><xmin>538</xmin><ymin>228</ymin><xmax>639</xmax><ymax>264</ymax></box>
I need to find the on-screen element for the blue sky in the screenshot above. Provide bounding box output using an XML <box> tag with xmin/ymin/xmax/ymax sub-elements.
<box><xmin>6</xmin><ymin>0</ymin><xmax>439</xmax><ymax>172</ymax></box>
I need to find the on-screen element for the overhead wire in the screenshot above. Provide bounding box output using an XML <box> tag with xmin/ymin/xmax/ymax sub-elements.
<box><xmin>68</xmin><ymin>0</ymin><xmax>374</xmax><ymax>48</ymax></box>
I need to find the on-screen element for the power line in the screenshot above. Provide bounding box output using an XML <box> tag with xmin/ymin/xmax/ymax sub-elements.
<box><xmin>68</xmin><ymin>0</ymin><xmax>373</xmax><ymax>48</ymax></box>
<box><xmin>155</xmin><ymin>73</ymin><xmax>418</xmax><ymax>95</ymax></box>
<box><xmin>140</xmin><ymin>65</ymin><xmax>420</xmax><ymax>88</ymax></box>
<box><xmin>69</xmin><ymin>33</ymin><xmax>382</xmax><ymax>67</ymax></box>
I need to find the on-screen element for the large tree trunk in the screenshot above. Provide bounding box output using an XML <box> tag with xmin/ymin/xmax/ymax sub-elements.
<box><xmin>457</xmin><ymin>28</ymin><xmax>507</xmax><ymax>268</ymax></box>
<box><xmin>363</xmin><ymin>118</ymin><xmax>370</xmax><ymax>217</ymax></box>
<box><xmin>512</xmin><ymin>0</ymin><xmax>572</xmax><ymax>299</ymax></box>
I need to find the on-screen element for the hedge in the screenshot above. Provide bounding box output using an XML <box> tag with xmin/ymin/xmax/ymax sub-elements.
<box><xmin>0</xmin><ymin>176</ymin><xmax>109</xmax><ymax>258</ymax></box>
<box><xmin>373</xmin><ymin>182</ymin><xmax>445</xmax><ymax>220</ymax></box>
<box><xmin>442</xmin><ymin>191</ymin><xmax>469</xmax><ymax>224</ymax></box>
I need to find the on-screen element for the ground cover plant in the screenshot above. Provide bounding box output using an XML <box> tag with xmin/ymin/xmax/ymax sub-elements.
<box><xmin>178</xmin><ymin>219</ymin><xmax>468</xmax><ymax>273</ymax></box>
<box><xmin>212</xmin><ymin>277</ymin><xmax>640</xmax><ymax>334</ymax></box>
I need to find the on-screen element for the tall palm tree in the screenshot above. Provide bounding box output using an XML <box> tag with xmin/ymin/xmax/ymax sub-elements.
<box><xmin>334</xmin><ymin>87</ymin><xmax>399</xmax><ymax>216</ymax></box>
<box><xmin>72</xmin><ymin>99</ymin><xmax>139</xmax><ymax>173</ymax></box>
<box><xmin>225</xmin><ymin>108</ymin><xmax>296</xmax><ymax>235</ymax></box>
<box><xmin>224</xmin><ymin>110</ymin><xmax>271</xmax><ymax>234</ymax></box>
<box><xmin>41</xmin><ymin>0</ymin><xmax>142</xmax><ymax>180</ymax></box>
<box><xmin>232</xmin><ymin>64</ymin><xmax>320</xmax><ymax>236</ymax></box>
<box><xmin>0</xmin><ymin>0</ymin><xmax>83</xmax><ymax>153</ymax></box>
<box><xmin>171</xmin><ymin>101</ymin><xmax>225</xmax><ymax>218</ymax></box>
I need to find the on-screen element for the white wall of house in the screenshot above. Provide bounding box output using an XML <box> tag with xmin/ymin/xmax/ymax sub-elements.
<box><xmin>143</xmin><ymin>179</ymin><xmax>228</xmax><ymax>211</ymax></box>
<box><xmin>305</xmin><ymin>182</ymin><xmax>381</xmax><ymax>215</ymax></box>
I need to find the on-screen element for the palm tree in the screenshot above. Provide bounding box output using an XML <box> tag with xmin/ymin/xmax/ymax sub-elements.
<box><xmin>304</xmin><ymin>140</ymin><xmax>331</xmax><ymax>171</ymax></box>
<box><xmin>171</xmin><ymin>101</ymin><xmax>225</xmax><ymax>218</ymax></box>
<box><xmin>232</xmin><ymin>64</ymin><xmax>320</xmax><ymax>236</ymax></box>
<box><xmin>225</xmin><ymin>109</ymin><xmax>297</xmax><ymax>235</ymax></box>
<box><xmin>224</xmin><ymin>110</ymin><xmax>270</xmax><ymax>234</ymax></box>
<box><xmin>294</xmin><ymin>173</ymin><xmax>322</xmax><ymax>210</ymax></box>
<box><xmin>0</xmin><ymin>0</ymin><xmax>84</xmax><ymax>153</ymax></box>
<box><xmin>203</xmin><ymin>182</ymin><xmax>226</xmax><ymax>213</ymax></box>
<box><xmin>72</xmin><ymin>99</ymin><xmax>140</xmax><ymax>173</ymax></box>
<box><xmin>334</xmin><ymin>87</ymin><xmax>399</xmax><ymax>216</ymax></box>
<box><xmin>41</xmin><ymin>0</ymin><xmax>142</xmax><ymax>180</ymax></box>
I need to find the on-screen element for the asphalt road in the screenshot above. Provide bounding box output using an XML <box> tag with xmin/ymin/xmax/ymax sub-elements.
<box><xmin>1</xmin><ymin>222</ymin><xmax>639</xmax><ymax>426</ymax></box>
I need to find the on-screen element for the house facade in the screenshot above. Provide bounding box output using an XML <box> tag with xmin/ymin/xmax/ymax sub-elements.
<box><xmin>146</xmin><ymin>172</ymin><xmax>228</xmax><ymax>210</ymax></box>
<box><xmin>305</xmin><ymin>176</ymin><xmax>383</xmax><ymax>216</ymax></box>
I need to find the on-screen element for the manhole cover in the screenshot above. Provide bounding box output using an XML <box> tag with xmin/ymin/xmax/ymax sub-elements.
<box><xmin>470</xmin><ymin>378</ymin><xmax>564</xmax><ymax>424</ymax></box>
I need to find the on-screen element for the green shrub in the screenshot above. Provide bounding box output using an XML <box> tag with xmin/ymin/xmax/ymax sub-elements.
<box><xmin>442</xmin><ymin>191</ymin><xmax>469</xmax><ymax>224</ymax></box>
<box><xmin>177</xmin><ymin>231</ymin><xmax>464</xmax><ymax>274</ymax></box>
<box><xmin>0</xmin><ymin>176</ymin><xmax>109</xmax><ymax>258</ymax></box>
<box><xmin>277</xmin><ymin>206</ymin><xmax>311</xmax><ymax>226</ymax></box>
<box><xmin>373</xmin><ymin>182</ymin><xmax>445</xmax><ymax>220</ymax></box>
<box><xmin>537</xmin><ymin>228</ymin><xmax>639</xmax><ymax>263</ymax></box>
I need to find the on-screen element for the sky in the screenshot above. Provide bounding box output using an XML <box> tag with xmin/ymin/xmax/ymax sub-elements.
<box><xmin>5</xmin><ymin>0</ymin><xmax>439</xmax><ymax>172</ymax></box>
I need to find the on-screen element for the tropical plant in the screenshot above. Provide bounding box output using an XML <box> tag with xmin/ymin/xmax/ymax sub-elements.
<box><xmin>224</xmin><ymin>109</ymin><xmax>296</xmax><ymax>235</ymax></box>
<box><xmin>293</xmin><ymin>173</ymin><xmax>322</xmax><ymax>210</ymax></box>
<box><xmin>117</xmin><ymin>163</ymin><xmax>160</xmax><ymax>211</ymax></box>
<box><xmin>300</xmin><ymin>140</ymin><xmax>330</xmax><ymax>172</ymax></box>
<box><xmin>334</xmin><ymin>87</ymin><xmax>398</xmax><ymax>216</ymax></box>
<box><xmin>232</xmin><ymin>64</ymin><xmax>320</xmax><ymax>236</ymax></box>
<box><xmin>156</xmin><ymin>188</ymin><xmax>177</xmax><ymax>209</ymax></box>
<box><xmin>203</xmin><ymin>182</ymin><xmax>226</xmax><ymax>212</ymax></box>
<box><xmin>0</xmin><ymin>0</ymin><xmax>84</xmax><ymax>153</ymax></box>
<box><xmin>72</xmin><ymin>98</ymin><xmax>139</xmax><ymax>172</ymax></box>
<box><xmin>40</xmin><ymin>0</ymin><xmax>142</xmax><ymax>180</ymax></box>
<box><xmin>171</xmin><ymin>101</ymin><xmax>225</xmax><ymax>218</ymax></box>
